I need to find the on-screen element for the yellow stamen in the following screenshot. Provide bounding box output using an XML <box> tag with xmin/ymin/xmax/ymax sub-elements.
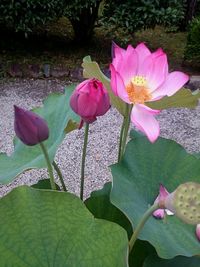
<box><xmin>126</xmin><ymin>75</ymin><xmax>152</xmax><ymax>104</ymax></box>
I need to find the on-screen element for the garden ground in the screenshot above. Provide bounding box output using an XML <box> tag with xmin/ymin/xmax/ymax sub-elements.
<box><xmin>0</xmin><ymin>78</ymin><xmax>200</xmax><ymax>198</ymax></box>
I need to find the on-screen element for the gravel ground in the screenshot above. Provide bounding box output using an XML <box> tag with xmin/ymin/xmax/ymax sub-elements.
<box><xmin>0</xmin><ymin>78</ymin><xmax>200</xmax><ymax>199</ymax></box>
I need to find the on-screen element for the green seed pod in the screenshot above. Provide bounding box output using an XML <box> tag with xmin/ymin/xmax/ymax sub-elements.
<box><xmin>165</xmin><ymin>182</ymin><xmax>200</xmax><ymax>225</ymax></box>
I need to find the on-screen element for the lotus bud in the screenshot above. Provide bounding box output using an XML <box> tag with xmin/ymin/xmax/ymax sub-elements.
<box><xmin>164</xmin><ymin>182</ymin><xmax>200</xmax><ymax>225</ymax></box>
<box><xmin>196</xmin><ymin>224</ymin><xmax>200</xmax><ymax>242</ymax></box>
<box><xmin>70</xmin><ymin>78</ymin><xmax>110</xmax><ymax>124</ymax></box>
<box><xmin>14</xmin><ymin>105</ymin><xmax>49</xmax><ymax>146</ymax></box>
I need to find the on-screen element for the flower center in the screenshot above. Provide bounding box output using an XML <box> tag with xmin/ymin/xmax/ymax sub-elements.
<box><xmin>126</xmin><ymin>76</ymin><xmax>152</xmax><ymax>104</ymax></box>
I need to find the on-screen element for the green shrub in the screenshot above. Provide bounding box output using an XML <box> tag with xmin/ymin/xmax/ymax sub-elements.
<box><xmin>0</xmin><ymin>0</ymin><xmax>102</xmax><ymax>42</ymax></box>
<box><xmin>102</xmin><ymin>0</ymin><xmax>185</xmax><ymax>33</ymax></box>
<box><xmin>184</xmin><ymin>17</ymin><xmax>200</xmax><ymax>62</ymax></box>
<box><xmin>0</xmin><ymin>0</ymin><xmax>64</xmax><ymax>35</ymax></box>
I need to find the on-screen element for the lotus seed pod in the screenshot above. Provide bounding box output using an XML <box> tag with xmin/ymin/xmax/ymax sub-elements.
<box><xmin>165</xmin><ymin>182</ymin><xmax>200</xmax><ymax>225</ymax></box>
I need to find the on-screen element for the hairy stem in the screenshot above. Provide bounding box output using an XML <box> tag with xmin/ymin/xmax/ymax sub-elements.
<box><xmin>80</xmin><ymin>123</ymin><xmax>89</xmax><ymax>200</ymax></box>
<box><xmin>40</xmin><ymin>143</ymin><xmax>56</xmax><ymax>190</ymax></box>
<box><xmin>118</xmin><ymin>118</ymin><xmax>125</xmax><ymax>162</ymax></box>
<box><xmin>52</xmin><ymin>161</ymin><xmax>67</xmax><ymax>191</ymax></box>
<box><xmin>119</xmin><ymin>104</ymin><xmax>131</xmax><ymax>161</ymax></box>
<box><xmin>129</xmin><ymin>203</ymin><xmax>159</xmax><ymax>253</ymax></box>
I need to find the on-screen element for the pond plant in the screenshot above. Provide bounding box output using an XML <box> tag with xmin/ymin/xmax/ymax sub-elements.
<box><xmin>0</xmin><ymin>43</ymin><xmax>199</xmax><ymax>266</ymax></box>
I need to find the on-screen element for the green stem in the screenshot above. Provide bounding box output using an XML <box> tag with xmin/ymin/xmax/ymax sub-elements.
<box><xmin>119</xmin><ymin>104</ymin><xmax>131</xmax><ymax>161</ymax></box>
<box><xmin>40</xmin><ymin>143</ymin><xmax>56</xmax><ymax>190</ymax></box>
<box><xmin>80</xmin><ymin>123</ymin><xmax>89</xmax><ymax>200</ymax></box>
<box><xmin>129</xmin><ymin>203</ymin><xmax>159</xmax><ymax>253</ymax></box>
<box><xmin>118</xmin><ymin>118</ymin><xmax>125</xmax><ymax>162</ymax></box>
<box><xmin>52</xmin><ymin>161</ymin><xmax>67</xmax><ymax>191</ymax></box>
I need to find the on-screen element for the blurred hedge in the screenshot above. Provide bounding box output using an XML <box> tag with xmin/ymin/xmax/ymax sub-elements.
<box><xmin>0</xmin><ymin>0</ymin><xmax>64</xmax><ymax>35</ymax></box>
<box><xmin>184</xmin><ymin>17</ymin><xmax>200</xmax><ymax>63</ymax></box>
<box><xmin>102</xmin><ymin>0</ymin><xmax>186</xmax><ymax>33</ymax></box>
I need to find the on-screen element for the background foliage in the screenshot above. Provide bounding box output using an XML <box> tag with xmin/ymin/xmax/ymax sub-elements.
<box><xmin>0</xmin><ymin>0</ymin><xmax>64</xmax><ymax>35</ymax></box>
<box><xmin>102</xmin><ymin>0</ymin><xmax>186</xmax><ymax>33</ymax></box>
<box><xmin>184</xmin><ymin>16</ymin><xmax>200</xmax><ymax>63</ymax></box>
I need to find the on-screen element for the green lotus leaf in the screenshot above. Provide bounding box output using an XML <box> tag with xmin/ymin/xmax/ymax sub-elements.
<box><xmin>144</xmin><ymin>254</ymin><xmax>200</xmax><ymax>267</ymax></box>
<box><xmin>147</xmin><ymin>88</ymin><xmax>200</xmax><ymax>110</ymax></box>
<box><xmin>85</xmin><ymin>182</ymin><xmax>158</xmax><ymax>267</ymax></box>
<box><xmin>110</xmin><ymin>136</ymin><xmax>200</xmax><ymax>259</ymax></box>
<box><xmin>0</xmin><ymin>85</ymin><xmax>79</xmax><ymax>184</ymax></box>
<box><xmin>0</xmin><ymin>186</ymin><xmax>129</xmax><ymax>267</ymax></box>
<box><xmin>85</xmin><ymin>182</ymin><xmax>132</xmax><ymax>238</ymax></box>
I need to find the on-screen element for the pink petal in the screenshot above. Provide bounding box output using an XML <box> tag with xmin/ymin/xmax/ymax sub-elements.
<box><xmin>112</xmin><ymin>44</ymin><xmax>138</xmax><ymax>85</ymax></box>
<box><xmin>135</xmin><ymin>43</ymin><xmax>151</xmax><ymax>72</ymax></box>
<box><xmin>110</xmin><ymin>64</ymin><xmax>130</xmax><ymax>103</ymax></box>
<box><xmin>77</xmin><ymin>93</ymin><xmax>97</xmax><ymax>117</ymax></box>
<box><xmin>153</xmin><ymin>209</ymin><xmax>165</xmax><ymax>219</ymax></box>
<box><xmin>152</xmin><ymin>71</ymin><xmax>189</xmax><ymax>98</ymax></box>
<box><xmin>152</xmin><ymin>48</ymin><xmax>165</xmax><ymax>58</ymax></box>
<box><xmin>139</xmin><ymin>51</ymin><xmax>168</xmax><ymax>91</ymax></box>
<box><xmin>159</xmin><ymin>184</ymin><xmax>170</xmax><ymax>199</ymax></box>
<box><xmin>112</xmin><ymin>46</ymin><xmax>124</xmax><ymax>72</ymax></box>
<box><xmin>131</xmin><ymin>104</ymin><xmax>160</xmax><ymax>143</ymax></box>
<box><xmin>196</xmin><ymin>224</ymin><xmax>200</xmax><ymax>242</ymax></box>
<box><xmin>110</xmin><ymin>64</ymin><xmax>118</xmax><ymax>95</ymax></box>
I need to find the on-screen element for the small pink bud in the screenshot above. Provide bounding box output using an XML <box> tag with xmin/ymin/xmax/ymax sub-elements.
<box><xmin>196</xmin><ymin>224</ymin><xmax>200</xmax><ymax>242</ymax></box>
<box><xmin>14</xmin><ymin>105</ymin><xmax>49</xmax><ymax>146</ymax></box>
<box><xmin>70</xmin><ymin>79</ymin><xmax>110</xmax><ymax>124</ymax></box>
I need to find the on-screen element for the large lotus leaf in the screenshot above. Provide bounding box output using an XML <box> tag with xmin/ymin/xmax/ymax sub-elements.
<box><xmin>0</xmin><ymin>186</ymin><xmax>129</xmax><ymax>267</ymax></box>
<box><xmin>85</xmin><ymin>182</ymin><xmax>132</xmax><ymax>238</ymax></box>
<box><xmin>82</xmin><ymin>56</ymin><xmax>126</xmax><ymax>116</ymax></box>
<box><xmin>85</xmin><ymin>183</ymin><xmax>157</xmax><ymax>267</ymax></box>
<box><xmin>0</xmin><ymin>85</ymin><xmax>79</xmax><ymax>184</ymax></box>
<box><xmin>147</xmin><ymin>88</ymin><xmax>200</xmax><ymax>110</ymax></box>
<box><xmin>110</xmin><ymin>136</ymin><xmax>200</xmax><ymax>259</ymax></box>
<box><xmin>144</xmin><ymin>254</ymin><xmax>200</xmax><ymax>267</ymax></box>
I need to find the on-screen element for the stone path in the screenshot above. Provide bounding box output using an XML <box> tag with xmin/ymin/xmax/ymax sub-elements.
<box><xmin>0</xmin><ymin>78</ymin><xmax>200</xmax><ymax>198</ymax></box>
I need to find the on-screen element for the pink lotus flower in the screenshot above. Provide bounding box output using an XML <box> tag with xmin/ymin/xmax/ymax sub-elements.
<box><xmin>110</xmin><ymin>42</ymin><xmax>189</xmax><ymax>142</ymax></box>
<box><xmin>196</xmin><ymin>224</ymin><xmax>200</xmax><ymax>242</ymax></box>
<box><xmin>70</xmin><ymin>78</ymin><xmax>110</xmax><ymax>124</ymax></box>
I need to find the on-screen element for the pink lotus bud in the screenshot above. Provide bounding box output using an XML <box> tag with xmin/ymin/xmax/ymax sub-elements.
<box><xmin>196</xmin><ymin>224</ymin><xmax>200</xmax><ymax>242</ymax></box>
<box><xmin>14</xmin><ymin>105</ymin><xmax>49</xmax><ymax>146</ymax></box>
<box><xmin>70</xmin><ymin>79</ymin><xmax>110</xmax><ymax>124</ymax></box>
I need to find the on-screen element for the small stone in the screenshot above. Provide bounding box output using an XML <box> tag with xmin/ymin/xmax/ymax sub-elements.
<box><xmin>7</xmin><ymin>64</ymin><xmax>23</xmax><ymax>77</ymax></box>
<box><xmin>50</xmin><ymin>67</ymin><xmax>70</xmax><ymax>78</ymax></box>
<box><xmin>25</xmin><ymin>64</ymin><xmax>42</xmax><ymax>78</ymax></box>
<box><xmin>43</xmin><ymin>64</ymin><xmax>51</xmax><ymax>78</ymax></box>
<box><xmin>186</xmin><ymin>76</ymin><xmax>200</xmax><ymax>91</ymax></box>
<box><xmin>70</xmin><ymin>67</ymin><xmax>83</xmax><ymax>81</ymax></box>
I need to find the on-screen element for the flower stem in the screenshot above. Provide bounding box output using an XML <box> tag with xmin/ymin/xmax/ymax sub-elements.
<box><xmin>40</xmin><ymin>143</ymin><xmax>56</xmax><ymax>190</ymax></box>
<box><xmin>129</xmin><ymin>202</ymin><xmax>159</xmax><ymax>253</ymax></box>
<box><xmin>52</xmin><ymin>161</ymin><xmax>67</xmax><ymax>191</ymax></box>
<box><xmin>118</xmin><ymin>118</ymin><xmax>125</xmax><ymax>162</ymax></box>
<box><xmin>119</xmin><ymin>104</ymin><xmax>131</xmax><ymax>161</ymax></box>
<box><xmin>80</xmin><ymin>123</ymin><xmax>89</xmax><ymax>200</ymax></box>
